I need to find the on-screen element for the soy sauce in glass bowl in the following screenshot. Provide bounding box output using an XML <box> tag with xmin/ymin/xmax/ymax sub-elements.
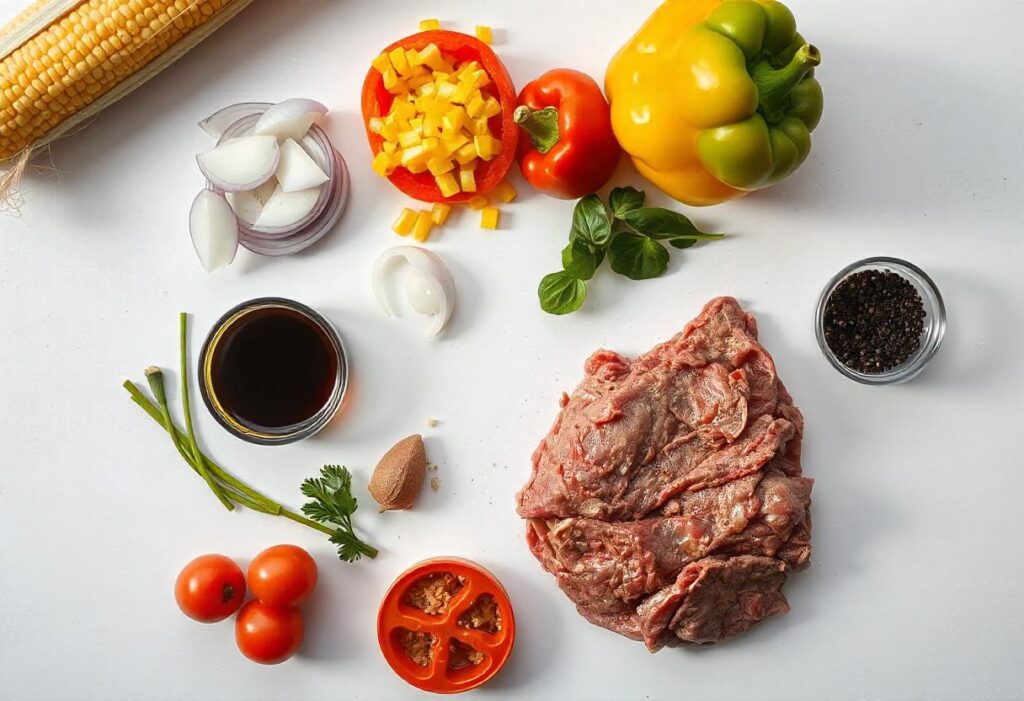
<box><xmin>199</xmin><ymin>298</ymin><xmax>348</xmax><ymax>444</ymax></box>
<box><xmin>815</xmin><ymin>257</ymin><xmax>945</xmax><ymax>385</ymax></box>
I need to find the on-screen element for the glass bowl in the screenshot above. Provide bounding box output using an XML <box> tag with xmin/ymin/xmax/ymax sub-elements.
<box><xmin>815</xmin><ymin>257</ymin><xmax>945</xmax><ymax>385</ymax></box>
<box><xmin>198</xmin><ymin>298</ymin><xmax>349</xmax><ymax>444</ymax></box>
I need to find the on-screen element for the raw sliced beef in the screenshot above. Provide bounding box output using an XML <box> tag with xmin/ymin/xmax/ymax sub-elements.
<box><xmin>516</xmin><ymin>297</ymin><xmax>812</xmax><ymax>650</ymax></box>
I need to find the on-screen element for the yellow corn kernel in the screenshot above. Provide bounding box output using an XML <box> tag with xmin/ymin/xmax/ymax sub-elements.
<box><xmin>393</xmin><ymin>208</ymin><xmax>417</xmax><ymax>236</ymax></box>
<box><xmin>413</xmin><ymin>210</ymin><xmax>434</xmax><ymax>242</ymax></box>
<box><xmin>435</xmin><ymin>172</ymin><xmax>460</xmax><ymax>197</ymax></box>
<box><xmin>483</xmin><ymin>96</ymin><xmax>502</xmax><ymax>118</ymax></box>
<box><xmin>398</xmin><ymin>130</ymin><xmax>421</xmax><ymax>148</ymax></box>
<box><xmin>431</xmin><ymin>203</ymin><xmax>452</xmax><ymax>225</ymax></box>
<box><xmin>474</xmin><ymin>133</ymin><xmax>500</xmax><ymax>160</ymax></box>
<box><xmin>493</xmin><ymin>180</ymin><xmax>517</xmax><ymax>203</ymax></box>
<box><xmin>428</xmin><ymin>157</ymin><xmax>455</xmax><ymax>176</ymax></box>
<box><xmin>388</xmin><ymin>47</ymin><xmax>410</xmax><ymax>75</ymax></box>
<box><xmin>371</xmin><ymin>53</ymin><xmax>392</xmax><ymax>73</ymax></box>
<box><xmin>476</xmin><ymin>25</ymin><xmax>493</xmax><ymax>44</ymax></box>
<box><xmin>454</xmin><ymin>142</ymin><xmax>478</xmax><ymax>165</ymax></box>
<box><xmin>419</xmin><ymin>18</ymin><xmax>441</xmax><ymax>31</ymax></box>
<box><xmin>480</xmin><ymin>206</ymin><xmax>500</xmax><ymax>229</ymax></box>
<box><xmin>459</xmin><ymin>167</ymin><xmax>477</xmax><ymax>192</ymax></box>
<box><xmin>465</xmin><ymin>93</ymin><xmax>486</xmax><ymax>119</ymax></box>
<box><xmin>467</xmin><ymin>195</ymin><xmax>489</xmax><ymax>210</ymax></box>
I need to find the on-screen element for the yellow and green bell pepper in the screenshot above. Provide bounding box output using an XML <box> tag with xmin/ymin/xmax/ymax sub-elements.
<box><xmin>606</xmin><ymin>0</ymin><xmax>823</xmax><ymax>206</ymax></box>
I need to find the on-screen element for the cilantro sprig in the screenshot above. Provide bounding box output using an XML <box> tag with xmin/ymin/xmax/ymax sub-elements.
<box><xmin>301</xmin><ymin>465</ymin><xmax>379</xmax><ymax>562</ymax></box>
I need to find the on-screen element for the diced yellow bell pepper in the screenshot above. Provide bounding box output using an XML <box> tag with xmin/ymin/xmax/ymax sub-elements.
<box><xmin>441</xmin><ymin>132</ymin><xmax>469</xmax><ymax>154</ymax></box>
<box><xmin>372</xmin><ymin>53</ymin><xmax>392</xmax><ymax>74</ymax></box>
<box><xmin>382</xmin><ymin>68</ymin><xmax>402</xmax><ymax>92</ymax></box>
<box><xmin>493</xmin><ymin>180</ymin><xmax>517</xmax><ymax>203</ymax></box>
<box><xmin>407</xmin><ymin>73</ymin><xmax>432</xmax><ymax>90</ymax></box>
<box><xmin>480</xmin><ymin>206</ymin><xmax>500</xmax><ymax>229</ymax></box>
<box><xmin>465</xmin><ymin>94</ymin><xmax>485</xmax><ymax>119</ymax></box>
<box><xmin>419</xmin><ymin>18</ymin><xmax>440</xmax><ymax>31</ymax></box>
<box><xmin>393</xmin><ymin>208</ymin><xmax>417</xmax><ymax>236</ymax></box>
<box><xmin>398</xmin><ymin>130</ymin><xmax>421</xmax><ymax>148</ymax></box>
<box><xmin>476</xmin><ymin>25</ymin><xmax>493</xmax><ymax>44</ymax></box>
<box><xmin>441</xmin><ymin>107</ymin><xmax>467</xmax><ymax>135</ymax></box>
<box><xmin>435</xmin><ymin>172</ymin><xmax>460</xmax><ymax>197</ymax></box>
<box><xmin>382</xmin><ymin>141</ymin><xmax>397</xmax><ymax>154</ymax></box>
<box><xmin>459</xmin><ymin>167</ymin><xmax>477</xmax><ymax>192</ymax></box>
<box><xmin>454</xmin><ymin>142</ymin><xmax>477</xmax><ymax>165</ymax></box>
<box><xmin>431</xmin><ymin>203</ymin><xmax>451</xmax><ymax>225</ymax></box>
<box><xmin>483</xmin><ymin>96</ymin><xmax>501</xmax><ymax>119</ymax></box>
<box><xmin>401</xmin><ymin>144</ymin><xmax>427</xmax><ymax>167</ymax></box>
<box><xmin>428</xmin><ymin>157</ymin><xmax>455</xmax><ymax>176</ymax></box>
<box><xmin>388</xmin><ymin>47</ymin><xmax>410</xmax><ymax>75</ymax></box>
<box><xmin>372</xmin><ymin>151</ymin><xmax>392</xmax><ymax>177</ymax></box>
<box><xmin>413</xmin><ymin>210</ymin><xmax>434</xmax><ymax>242</ymax></box>
<box><xmin>467</xmin><ymin>195</ymin><xmax>489</xmax><ymax>210</ymax></box>
<box><xmin>418</xmin><ymin>43</ymin><xmax>452</xmax><ymax>73</ymax></box>
<box><xmin>474</xmin><ymin>133</ymin><xmax>498</xmax><ymax>159</ymax></box>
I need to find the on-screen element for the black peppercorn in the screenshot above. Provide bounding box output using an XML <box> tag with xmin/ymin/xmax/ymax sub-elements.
<box><xmin>823</xmin><ymin>270</ymin><xmax>926</xmax><ymax>374</ymax></box>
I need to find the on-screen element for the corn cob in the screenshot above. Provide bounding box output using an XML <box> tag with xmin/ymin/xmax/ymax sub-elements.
<box><xmin>0</xmin><ymin>0</ymin><xmax>254</xmax><ymax>164</ymax></box>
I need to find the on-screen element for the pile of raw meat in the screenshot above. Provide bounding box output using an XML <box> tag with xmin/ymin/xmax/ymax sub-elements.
<box><xmin>516</xmin><ymin>298</ymin><xmax>812</xmax><ymax>650</ymax></box>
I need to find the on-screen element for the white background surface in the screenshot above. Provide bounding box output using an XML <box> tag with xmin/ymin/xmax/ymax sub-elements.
<box><xmin>2</xmin><ymin>1</ymin><xmax>1023</xmax><ymax>699</ymax></box>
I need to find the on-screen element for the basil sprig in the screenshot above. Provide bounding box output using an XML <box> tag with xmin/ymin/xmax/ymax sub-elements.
<box><xmin>538</xmin><ymin>187</ymin><xmax>724</xmax><ymax>314</ymax></box>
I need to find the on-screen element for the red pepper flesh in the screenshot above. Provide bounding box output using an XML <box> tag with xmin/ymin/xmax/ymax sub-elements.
<box><xmin>361</xmin><ymin>30</ymin><xmax>519</xmax><ymax>204</ymax></box>
<box><xmin>515</xmin><ymin>68</ymin><xmax>621</xmax><ymax>200</ymax></box>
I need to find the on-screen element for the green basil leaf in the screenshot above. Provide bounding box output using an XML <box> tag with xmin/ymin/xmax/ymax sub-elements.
<box><xmin>621</xmin><ymin>207</ymin><xmax>721</xmax><ymax>240</ymax></box>
<box><xmin>608</xmin><ymin>232</ymin><xmax>670</xmax><ymax>280</ymax></box>
<box><xmin>570</xmin><ymin>194</ymin><xmax>612</xmax><ymax>246</ymax></box>
<box><xmin>609</xmin><ymin>186</ymin><xmax>645</xmax><ymax>218</ymax></box>
<box><xmin>539</xmin><ymin>271</ymin><xmax>587</xmax><ymax>314</ymax></box>
<box><xmin>562</xmin><ymin>240</ymin><xmax>601</xmax><ymax>280</ymax></box>
<box><xmin>669</xmin><ymin>237</ymin><xmax>698</xmax><ymax>249</ymax></box>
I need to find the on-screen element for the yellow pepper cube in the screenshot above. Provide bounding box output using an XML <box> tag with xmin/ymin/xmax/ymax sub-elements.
<box><xmin>480</xmin><ymin>206</ymin><xmax>500</xmax><ymax>229</ymax></box>
<box><xmin>469</xmin><ymin>70</ymin><xmax>490</xmax><ymax>89</ymax></box>
<box><xmin>368</xmin><ymin>117</ymin><xmax>384</xmax><ymax>134</ymax></box>
<box><xmin>419</xmin><ymin>43</ymin><xmax>452</xmax><ymax>72</ymax></box>
<box><xmin>430</xmin><ymin>202</ymin><xmax>451</xmax><ymax>225</ymax></box>
<box><xmin>451</xmin><ymin>80</ymin><xmax>473</xmax><ymax>105</ymax></box>
<box><xmin>441</xmin><ymin>133</ymin><xmax>469</xmax><ymax>155</ymax></box>
<box><xmin>401</xmin><ymin>144</ymin><xmax>427</xmax><ymax>167</ymax></box>
<box><xmin>372</xmin><ymin>53</ymin><xmax>392</xmax><ymax>74</ymax></box>
<box><xmin>436</xmin><ymin>82</ymin><xmax>457</xmax><ymax>101</ymax></box>
<box><xmin>422</xmin><ymin>113</ymin><xmax>442</xmax><ymax>137</ymax></box>
<box><xmin>391</xmin><ymin>99</ymin><xmax>416</xmax><ymax>121</ymax></box>
<box><xmin>458</xmin><ymin>61</ymin><xmax>481</xmax><ymax>76</ymax></box>
<box><xmin>388</xmin><ymin>47</ymin><xmax>410</xmax><ymax>75</ymax></box>
<box><xmin>465</xmin><ymin>94</ymin><xmax>486</xmax><ymax>119</ymax></box>
<box><xmin>471</xmin><ymin>117</ymin><xmax>490</xmax><ymax>135</ymax></box>
<box><xmin>441</xmin><ymin>107</ymin><xmax>467</xmax><ymax>134</ymax></box>
<box><xmin>409</xmin><ymin>117</ymin><xmax>424</xmax><ymax>132</ymax></box>
<box><xmin>454</xmin><ymin>142</ymin><xmax>478</xmax><ymax>165</ymax></box>
<box><xmin>428</xmin><ymin>157</ymin><xmax>455</xmax><ymax>176</ymax></box>
<box><xmin>459</xmin><ymin>167</ymin><xmax>477</xmax><ymax>192</ymax></box>
<box><xmin>483</xmin><ymin>96</ymin><xmax>501</xmax><ymax>118</ymax></box>
<box><xmin>422</xmin><ymin>136</ymin><xmax>439</xmax><ymax>152</ymax></box>
<box><xmin>398</xmin><ymin>130</ymin><xmax>421</xmax><ymax>148</ymax></box>
<box><xmin>419</xmin><ymin>18</ymin><xmax>440</xmax><ymax>31</ymax></box>
<box><xmin>474</xmin><ymin>133</ymin><xmax>501</xmax><ymax>160</ymax></box>
<box><xmin>493</xmin><ymin>180</ymin><xmax>517</xmax><ymax>203</ymax></box>
<box><xmin>435</xmin><ymin>172</ymin><xmax>460</xmax><ymax>198</ymax></box>
<box><xmin>380</xmin><ymin>120</ymin><xmax>400</xmax><ymax>142</ymax></box>
<box><xmin>407</xmin><ymin>160</ymin><xmax>429</xmax><ymax>174</ymax></box>
<box><xmin>393</xmin><ymin>208</ymin><xmax>417</xmax><ymax>236</ymax></box>
<box><xmin>467</xmin><ymin>194</ymin><xmax>489</xmax><ymax>210</ymax></box>
<box><xmin>407</xmin><ymin>72</ymin><xmax>432</xmax><ymax>90</ymax></box>
<box><xmin>476</xmin><ymin>25</ymin><xmax>493</xmax><ymax>44</ymax></box>
<box><xmin>413</xmin><ymin>210</ymin><xmax>434</xmax><ymax>242</ymax></box>
<box><xmin>371</xmin><ymin>151</ymin><xmax>393</xmax><ymax>177</ymax></box>
<box><xmin>382</xmin><ymin>141</ymin><xmax>397</xmax><ymax>154</ymax></box>
<box><xmin>382</xmin><ymin>68</ymin><xmax>403</xmax><ymax>92</ymax></box>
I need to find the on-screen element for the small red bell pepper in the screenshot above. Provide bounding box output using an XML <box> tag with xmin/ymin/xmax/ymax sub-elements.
<box><xmin>514</xmin><ymin>68</ymin><xmax>621</xmax><ymax>200</ymax></box>
<box><xmin>361</xmin><ymin>30</ymin><xmax>519</xmax><ymax>204</ymax></box>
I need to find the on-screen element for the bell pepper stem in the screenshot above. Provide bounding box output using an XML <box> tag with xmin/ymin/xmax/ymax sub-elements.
<box><xmin>514</xmin><ymin>105</ymin><xmax>560</xmax><ymax>154</ymax></box>
<box><xmin>754</xmin><ymin>44</ymin><xmax>820</xmax><ymax>120</ymax></box>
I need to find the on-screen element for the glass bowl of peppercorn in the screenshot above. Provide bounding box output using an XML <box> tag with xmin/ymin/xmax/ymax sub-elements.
<box><xmin>816</xmin><ymin>257</ymin><xmax>946</xmax><ymax>384</ymax></box>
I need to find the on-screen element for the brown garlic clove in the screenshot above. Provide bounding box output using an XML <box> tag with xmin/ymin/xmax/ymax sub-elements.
<box><xmin>369</xmin><ymin>434</ymin><xmax>427</xmax><ymax>512</ymax></box>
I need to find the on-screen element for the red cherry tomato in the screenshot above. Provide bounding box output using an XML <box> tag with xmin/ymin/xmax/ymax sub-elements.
<box><xmin>174</xmin><ymin>554</ymin><xmax>246</xmax><ymax>623</ymax></box>
<box><xmin>247</xmin><ymin>544</ymin><xmax>318</xmax><ymax>608</ymax></box>
<box><xmin>235</xmin><ymin>601</ymin><xmax>305</xmax><ymax>665</ymax></box>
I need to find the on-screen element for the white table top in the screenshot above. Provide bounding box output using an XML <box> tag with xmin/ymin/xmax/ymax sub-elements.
<box><xmin>2</xmin><ymin>1</ymin><xmax>1022</xmax><ymax>699</ymax></box>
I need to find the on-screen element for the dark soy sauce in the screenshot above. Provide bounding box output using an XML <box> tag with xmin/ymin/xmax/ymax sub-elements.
<box><xmin>209</xmin><ymin>306</ymin><xmax>339</xmax><ymax>431</ymax></box>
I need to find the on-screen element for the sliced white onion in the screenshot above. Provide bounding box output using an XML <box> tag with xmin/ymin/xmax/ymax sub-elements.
<box><xmin>225</xmin><ymin>178</ymin><xmax>277</xmax><ymax>225</ymax></box>
<box><xmin>371</xmin><ymin>246</ymin><xmax>455</xmax><ymax>338</ymax></box>
<box><xmin>197</xmin><ymin>135</ymin><xmax>279</xmax><ymax>192</ymax></box>
<box><xmin>276</xmin><ymin>139</ymin><xmax>329</xmax><ymax>192</ymax></box>
<box><xmin>189</xmin><ymin>190</ymin><xmax>239</xmax><ymax>272</ymax></box>
<box><xmin>255</xmin><ymin>183</ymin><xmax>322</xmax><ymax>229</ymax></box>
<box><xmin>198</xmin><ymin>101</ymin><xmax>272</xmax><ymax>138</ymax></box>
<box><xmin>253</xmin><ymin>98</ymin><xmax>328</xmax><ymax>141</ymax></box>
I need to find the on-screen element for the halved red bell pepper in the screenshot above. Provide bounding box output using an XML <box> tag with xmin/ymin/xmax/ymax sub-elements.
<box><xmin>361</xmin><ymin>30</ymin><xmax>518</xmax><ymax>204</ymax></box>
